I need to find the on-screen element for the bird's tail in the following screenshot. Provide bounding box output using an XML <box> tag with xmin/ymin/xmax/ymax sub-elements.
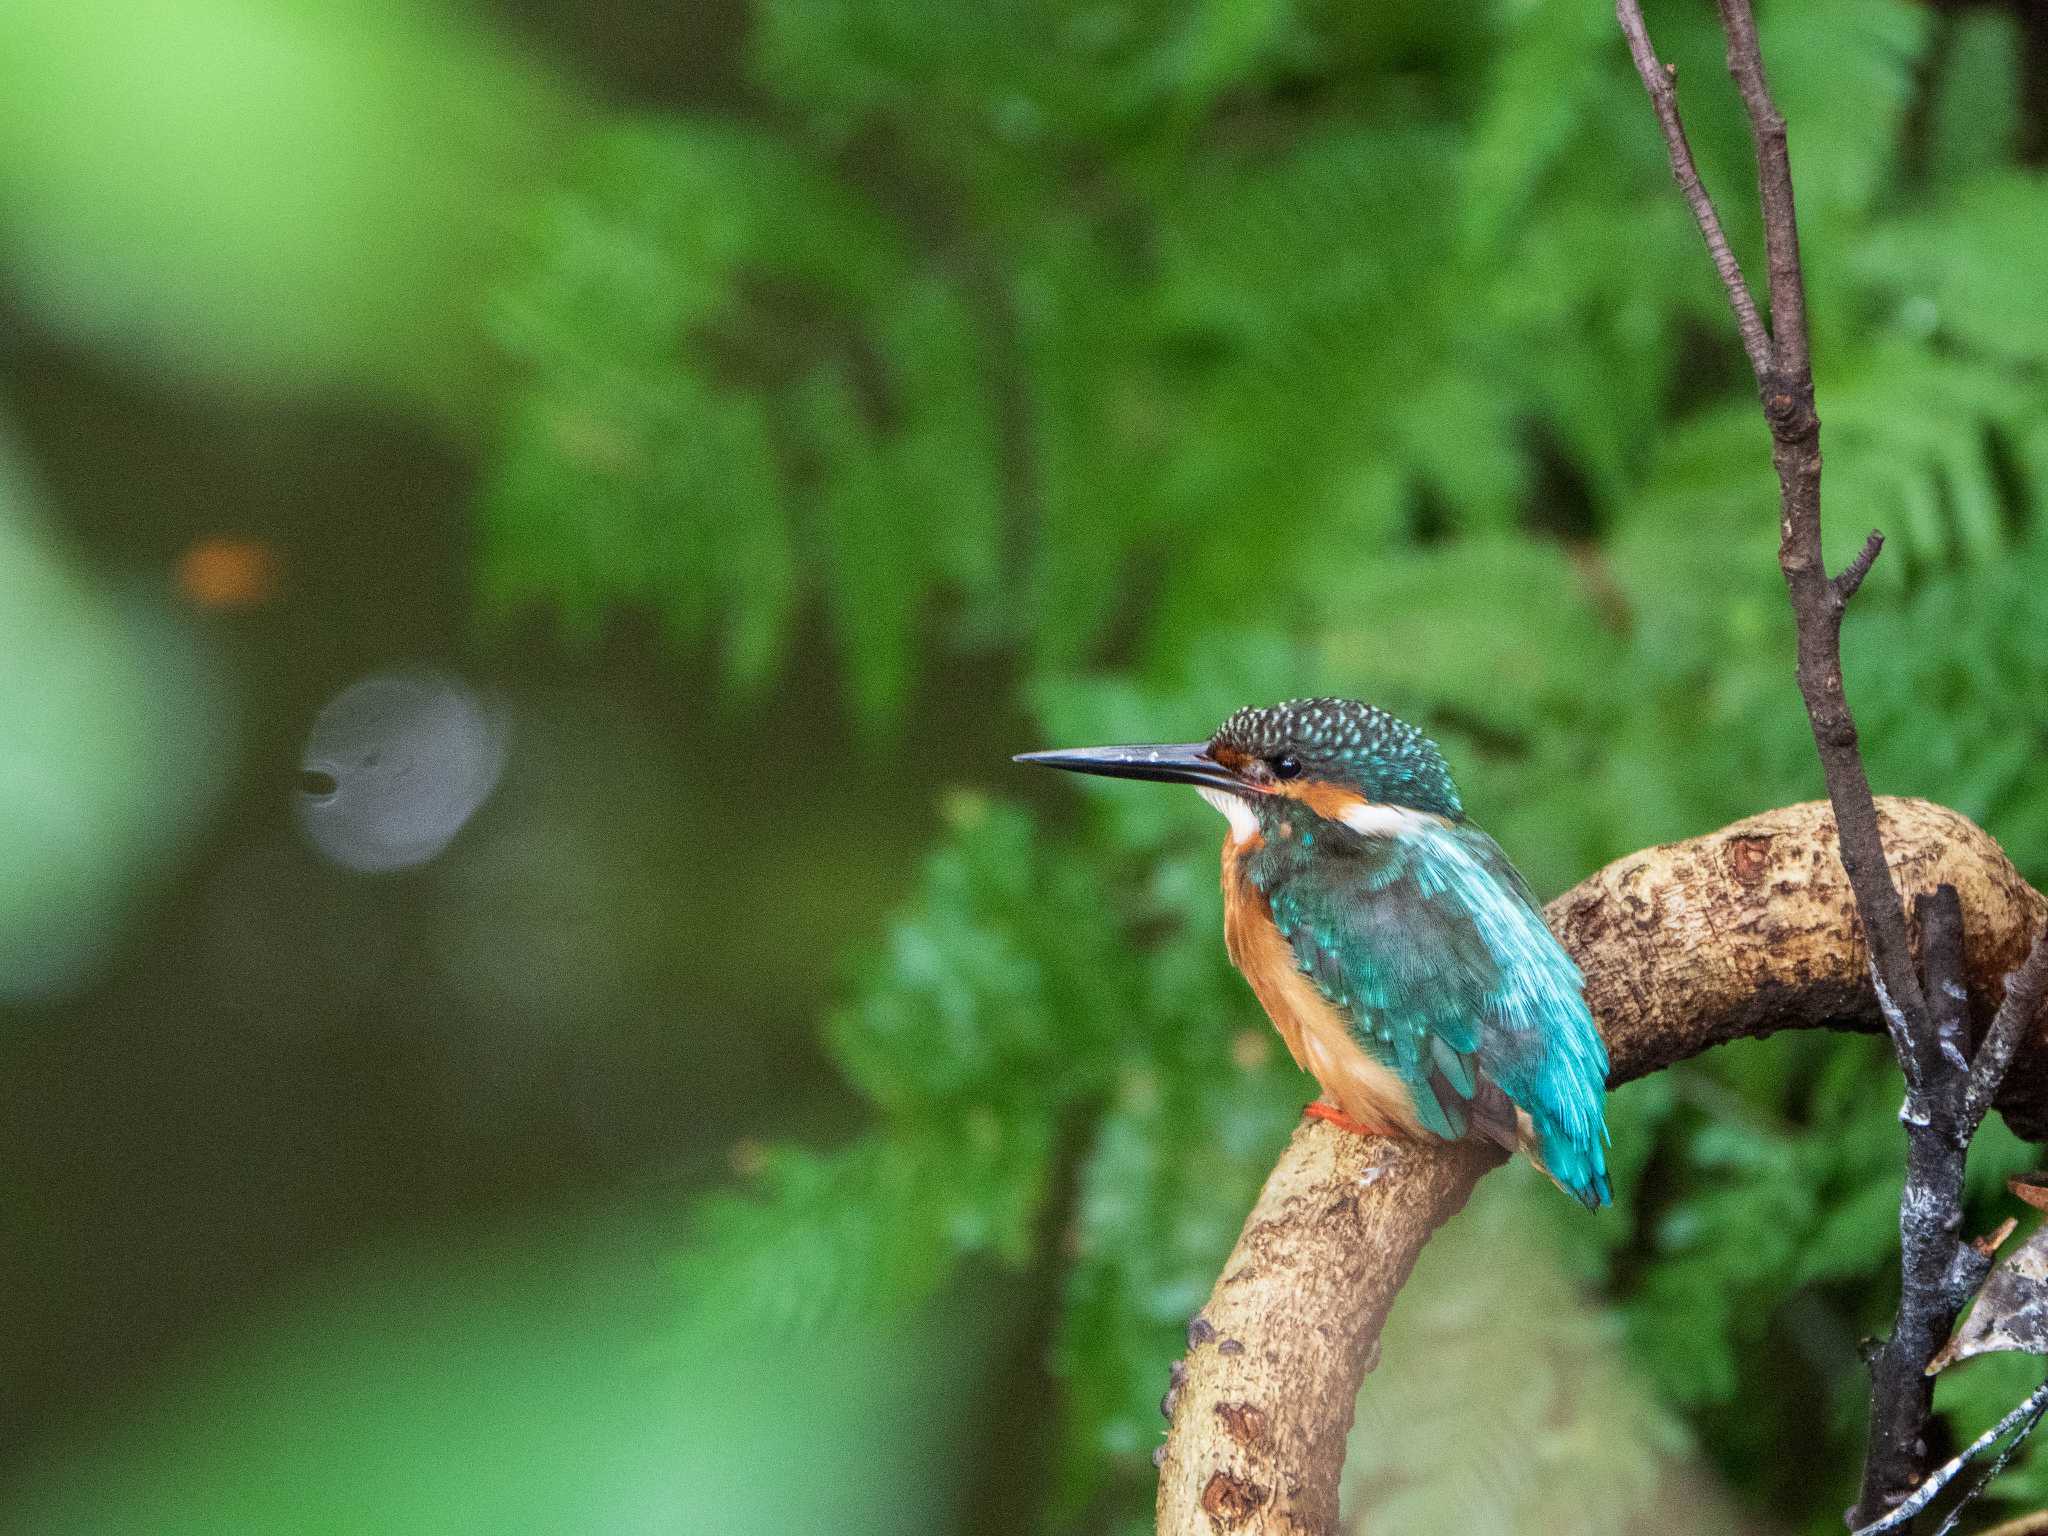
<box><xmin>1513</xmin><ymin>1107</ymin><xmax>1611</xmax><ymax>1210</ymax></box>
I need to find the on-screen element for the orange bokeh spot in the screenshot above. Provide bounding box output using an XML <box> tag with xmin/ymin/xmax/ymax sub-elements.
<box><xmin>177</xmin><ymin>537</ymin><xmax>281</xmax><ymax>610</ymax></box>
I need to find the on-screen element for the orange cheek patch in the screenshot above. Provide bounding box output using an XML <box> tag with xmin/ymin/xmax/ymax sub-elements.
<box><xmin>1276</xmin><ymin>780</ymin><xmax>1371</xmax><ymax>822</ymax></box>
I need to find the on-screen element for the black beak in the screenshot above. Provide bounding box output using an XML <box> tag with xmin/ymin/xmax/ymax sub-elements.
<box><xmin>1012</xmin><ymin>742</ymin><xmax>1245</xmax><ymax>793</ymax></box>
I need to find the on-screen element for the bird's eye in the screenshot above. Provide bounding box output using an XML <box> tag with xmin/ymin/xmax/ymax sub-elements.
<box><xmin>1271</xmin><ymin>754</ymin><xmax>1302</xmax><ymax>780</ymax></box>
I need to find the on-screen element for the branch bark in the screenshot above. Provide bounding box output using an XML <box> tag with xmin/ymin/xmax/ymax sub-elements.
<box><xmin>1156</xmin><ymin>797</ymin><xmax>2047</xmax><ymax>1536</ymax></box>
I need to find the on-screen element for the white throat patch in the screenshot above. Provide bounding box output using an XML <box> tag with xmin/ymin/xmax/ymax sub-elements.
<box><xmin>1196</xmin><ymin>785</ymin><xmax>1261</xmax><ymax>844</ymax></box>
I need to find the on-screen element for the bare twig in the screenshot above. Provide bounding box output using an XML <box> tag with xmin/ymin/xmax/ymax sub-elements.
<box><xmin>1849</xmin><ymin>926</ymin><xmax>2048</xmax><ymax>1530</ymax></box>
<box><xmin>1871</xmin><ymin>955</ymin><xmax>1926</xmax><ymax>1097</ymax></box>
<box><xmin>1929</xmin><ymin>1386</ymin><xmax>2048</xmax><ymax>1536</ymax></box>
<box><xmin>1837</xmin><ymin>529</ymin><xmax>1886</xmax><ymax>605</ymax></box>
<box><xmin>1853</xmin><ymin>1377</ymin><xmax>2048</xmax><ymax>1536</ymax></box>
<box><xmin>1612</xmin><ymin>1</ymin><xmax>1771</xmax><ymax>378</ymax></box>
<box><xmin>1712</xmin><ymin>0</ymin><xmax>1810</xmax><ymax>367</ymax></box>
<box><xmin>1157</xmin><ymin>799</ymin><xmax>2048</xmax><ymax>1535</ymax></box>
<box><xmin>1966</xmin><ymin>932</ymin><xmax>2048</xmax><ymax>1133</ymax></box>
<box><xmin>1928</xmin><ymin>904</ymin><xmax>1974</xmax><ymax>1079</ymax></box>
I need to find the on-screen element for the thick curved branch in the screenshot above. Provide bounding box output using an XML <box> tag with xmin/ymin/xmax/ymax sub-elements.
<box><xmin>1156</xmin><ymin>798</ymin><xmax>2046</xmax><ymax>1536</ymax></box>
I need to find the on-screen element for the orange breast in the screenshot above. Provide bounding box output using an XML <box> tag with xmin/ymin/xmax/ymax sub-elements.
<box><xmin>1218</xmin><ymin>839</ymin><xmax>1429</xmax><ymax>1138</ymax></box>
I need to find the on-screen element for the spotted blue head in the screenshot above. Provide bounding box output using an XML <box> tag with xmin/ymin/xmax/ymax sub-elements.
<box><xmin>1207</xmin><ymin>698</ymin><xmax>1463</xmax><ymax>818</ymax></box>
<box><xmin>1013</xmin><ymin>697</ymin><xmax>1462</xmax><ymax>836</ymax></box>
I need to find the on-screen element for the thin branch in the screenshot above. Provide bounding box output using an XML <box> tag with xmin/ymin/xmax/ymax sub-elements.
<box><xmin>1851</xmin><ymin>914</ymin><xmax>2045</xmax><ymax>1527</ymax></box>
<box><xmin>1931</xmin><ymin>1391</ymin><xmax>2048</xmax><ymax>1536</ymax></box>
<box><xmin>1836</xmin><ymin>529</ymin><xmax>1886</xmax><ymax>604</ymax></box>
<box><xmin>1965</xmin><ymin>930</ymin><xmax>2048</xmax><ymax>1134</ymax></box>
<box><xmin>1720</xmin><ymin>7</ymin><xmax>1929</xmax><ymax>1043</ymax></box>
<box><xmin>1713</xmin><ymin>0</ymin><xmax>1811</xmax><ymax>369</ymax></box>
<box><xmin>1920</xmin><ymin>887</ymin><xmax>1970</xmax><ymax>1098</ymax></box>
<box><xmin>1853</xmin><ymin>1377</ymin><xmax>2048</xmax><ymax>1536</ymax></box>
<box><xmin>1613</xmin><ymin>0</ymin><xmax>1772</xmax><ymax>380</ymax></box>
<box><xmin>1871</xmin><ymin>956</ymin><xmax>1925</xmax><ymax>1097</ymax></box>
<box><xmin>1925</xmin><ymin>891</ymin><xmax>1974</xmax><ymax>1081</ymax></box>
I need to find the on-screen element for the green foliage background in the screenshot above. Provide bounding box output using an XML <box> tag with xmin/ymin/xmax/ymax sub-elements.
<box><xmin>478</xmin><ymin>1</ymin><xmax>2048</xmax><ymax>1527</ymax></box>
<box><xmin>6</xmin><ymin>0</ymin><xmax>2048</xmax><ymax>1532</ymax></box>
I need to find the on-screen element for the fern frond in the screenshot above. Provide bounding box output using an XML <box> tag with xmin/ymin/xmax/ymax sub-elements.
<box><xmin>675</xmin><ymin>1118</ymin><xmax>1053</xmax><ymax>1330</ymax></box>
<box><xmin>480</xmin><ymin>122</ymin><xmax>1002</xmax><ymax>721</ymax></box>
<box><xmin>829</xmin><ymin>796</ymin><xmax>1137</xmax><ymax>1113</ymax></box>
<box><xmin>1054</xmin><ymin>1061</ymin><xmax>1299</xmax><ymax>1512</ymax></box>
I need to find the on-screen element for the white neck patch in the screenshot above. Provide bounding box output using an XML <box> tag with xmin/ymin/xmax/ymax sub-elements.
<box><xmin>1339</xmin><ymin>800</ymin><xmax>1433</xmax><ymax>838</ymax></box>
<box><xmin>1196</xmin><ymin>785</ymin><xmax>1261</xmax><ymax>844</ymax></box>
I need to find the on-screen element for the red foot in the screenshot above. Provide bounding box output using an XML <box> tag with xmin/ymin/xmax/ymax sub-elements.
<box><xmin>1303</xmin><ymin>1101</ymin><xmax>1393</xmax><ymax>1138</ymax></box>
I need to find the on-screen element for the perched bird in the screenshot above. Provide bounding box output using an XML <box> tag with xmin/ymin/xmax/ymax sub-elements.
<box><xmin>1017</xmin><ymin>698</ymin><xmax>1610</xmax><ymax>1208</ymax></box>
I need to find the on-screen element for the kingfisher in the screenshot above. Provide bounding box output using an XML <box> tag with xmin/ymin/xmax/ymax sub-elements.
<box><xmin>1017</xmin><ymin>697</ymin><xmax>1610</xmax><ymax>1208</ymax></box>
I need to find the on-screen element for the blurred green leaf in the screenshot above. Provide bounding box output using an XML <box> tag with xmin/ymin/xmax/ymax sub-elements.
<box><xmin>830</xmin><ymin>798</ymin><xmax>1134</xmax><ymax>1112</ymax></box>
<box><xmin>1764</xmin><ymin>0</ymin><xmax>1928</xmax><ymax>231</ymax></box>
<box><xmin>1349</xmin><ymin>1175</ymin><xmax>1740</xmax><ymax>1536</ymax></box>
<box><xmin>10</xmin><ymin>1207</ymin><xmax>987</xmax><ymax>1536</ymax></box>
<box><xmin>1864</xmin><ymin>171</ymin><xmax>2048</xmax><ymax>367</ymax></box>
<box><xmin>0</xmin><ymin>0</ymin><xmax>573</xmax><ymax>418</ymax></box>
<box><xmin>676</xmin><ymin>1121</ymin><xmax>1053</xmax><ymax>1329</ymax></box>
<box><xmin>1922</xmin><ymin>11</ymin><xmax>2023</xmax><ymax>187</ymax></box>
<box><xmin>0</xmin><ymin>435</ymin><xmax>230</xmax><ymax>1001</ymax></box>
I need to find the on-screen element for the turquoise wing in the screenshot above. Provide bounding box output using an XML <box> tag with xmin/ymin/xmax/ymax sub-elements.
<box><xmin>1258</xmin><ymin>821</ymin><xmax>1611</xmax><ymax>1208</ymax></box>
